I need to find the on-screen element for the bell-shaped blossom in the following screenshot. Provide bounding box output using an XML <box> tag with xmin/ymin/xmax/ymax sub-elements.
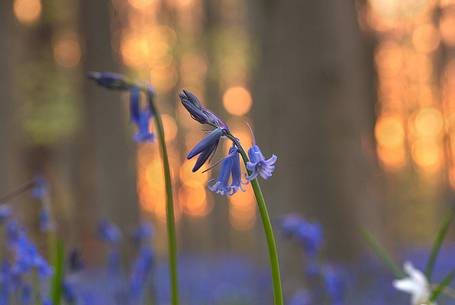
<box><xmin>393</xmin><ymin>262</ymin><xmax>434</xmax><ymax>305</ymax></box>
<box><xmin>209</xmin><ymin>146</ymin><xmax>245</xmax><ymax>196</ymax></box>
<box><xmin>246</xmin><ymin>145</ymin><xmax>277</xmax><ymax>181</ymax></box>
<box><xmin>187</xmin><ymin>128</ymin><xmax>224</xmax><ymax>172</ymax></box>
<box><xmin>130</xmin><ymin>86</ymin><xmax>155</xmax><ymax>143</ymax></box>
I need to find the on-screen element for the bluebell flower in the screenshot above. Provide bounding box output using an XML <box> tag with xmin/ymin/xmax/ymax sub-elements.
<box><xmin>68</xmin><ymin>249</ymin><xmax>84</xmax><ymax>272</ymax></box>
<box><xmin>246</xmin><ymin>145</ymin><xmax>277</xmax><ymax>180</ymax></box>
<box><xmin>321</xmin><ymin>265</ymin><xmax>346</xmax><ymax>305</ymax></box>
<box><xmin>129</xmin><ymin>246</ymin><xmax>154</xmax><ymax>301</ymax></box>
<box><xmin>132</xmin><ymin>223</ymin><xmax>153</xmax><ymax>246</ymax></box>
<box><xmin>187</xmin><ymin>128</ymin><xmax>224</xmax><ymax>172</ymax></box>
<box><xmin>130</xmin><ymin>86</ymin><xmax>155</xmax><ymax>143</ymax></box>
<box><xmin>42</xmin><ymin>298</ymin><xmax>53</xmax><ymax>305</ymax></box>
<box><xmin>208</xmin><ymin>146</ymin><xmax>245</xmax><ymax>196</ymax></box>
<box><xmin>0</xmin><ymin>206</ymin><xmax>11</xmax><ymax>223</ymax></box>
<box><xmin>88</xmin><ymin>72</ymin><xmax>131</xmax><ymax>91</ymax></box>
<box><xmin>39</xmin><ymin>207</ymin><xmax>53</xmax><ymax>232</ymax></box>
<box><xmin>279</xmin><ymin>215</ymin><xmax>323</xmax><ymax>257</ymax></box>
<box><xmin>32</xmin><ymin>176</ymin><xmax>48</xmax><ymax>200</ymax></box>
<box><xmin>63</xmin><ymin>281</ymin><xmax>76</xmax><ymax>304</ymax></box>
<box><xmin>179</xmin><ymin>90</ymin><xmax>227</xmax><ymax>129</ymax></box>
<box><xmin>98</xmin><ymin>221</ymin><xmax>122</xmax><ymax>245</ymax></box>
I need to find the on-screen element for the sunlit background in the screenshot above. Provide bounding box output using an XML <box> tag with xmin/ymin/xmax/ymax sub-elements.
<box><xmin>5</xmin><ymin>0</ymin><xmax>455</xmax><ymax>270</ymax></box>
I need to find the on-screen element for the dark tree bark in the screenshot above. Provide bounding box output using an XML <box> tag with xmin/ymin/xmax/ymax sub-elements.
<box><xmin>76</xmin><ymin>0</ymin><xmax>138</xmax><ymax>263</ymax></box>
<box><xmin>0</xmin><ymin>2</ymin><xmax>22</xmax><ymax>195</ymax></box>
<box><xmin>250</xmin><ymin>0</ymin><xmax>382</xmax><ymax>261</ymax></box>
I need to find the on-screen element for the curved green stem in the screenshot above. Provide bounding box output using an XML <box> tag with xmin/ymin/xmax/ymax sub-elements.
<box><xmin>227</xmin><ymin>133</ymin><xmax>284</xmax><ymax>305</ymax></box>
<box><xmin>147</xmin><ymin>91</ymin><xmax>179</xmax><ymax>305</ymax></box>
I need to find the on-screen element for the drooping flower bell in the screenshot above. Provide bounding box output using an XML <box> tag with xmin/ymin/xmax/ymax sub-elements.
<box><xmin>246</xmin><ymin>145</ymin><xmax>277</xmax><ymax>181</ymax></box>
<box><xmin>179</xmin><ymin>90</ymin><xmax>227</xmax><ymax>129</ymax></box>
<box><xmin>208</xmin><ymin>146</ymin><xmax>245</xmax><ymax>196</ymax></box>
<box><xmin>88</xmin><ymin>72</ymin><xmax>156</xmax><ymax>144</ymax></box>
<box><xmin>129</xmin><ymin>86</ymin><xmax>155</xmax><ymax>143</ymax></box>
<box><xmin>187</xmin><ymin>128</ymin><xmax>224</xmax><ymax>172</ymax></box>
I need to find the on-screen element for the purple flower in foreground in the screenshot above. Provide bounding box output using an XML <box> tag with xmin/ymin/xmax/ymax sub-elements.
<box><xmin>246</xmin><ymin>145</ymin><xmax>277</xmax><ymax>180</ymax></box>
<box><xmin>87</xmin><ymin>72</ymin><xmax>131</xmax><ymax>91</ymax></box>
<box><xmin>187</xmin><ymin>128</ymin><xmax>224</xmax><ymax>172</ymax></box>
<box><xmin>209</xmin><ymin>146</ymin><xmax>245</xmax><ymax>196</ymax></box>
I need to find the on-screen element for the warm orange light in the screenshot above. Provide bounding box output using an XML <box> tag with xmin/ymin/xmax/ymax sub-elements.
<box><xmin>377</xmin><ymin>146</ymin><xmax>406</xmax><ymax>171</ymax></box>
<box><xmin>223</xmin><ymin>86</ymin><xmax>253</xmax><ymax>116</ymax></box>
<box><xmin>179</xmin><ymin>160</ymin><xmax>209</xmax><ymax>187</ymax></box>
<box><xmin>179</xmin><ymin>185</ymin><xmax>211</xmax><ymax>217</ymax></box>
<box><xmin>14</xmin><ymin>0</ymin><xmax>41</xmax><ymax>24</ymax></box>
<box><xmin>53</xmin><ymin>35</ymin><xmax>81</xmax><ymax>68</ymax></box>
<box><xmin>449</xmin><ymin>167</ymin><xmax>455</xmax><ymax>189</ymax></box>
<box><xmin>229</xmin><ymin>185</ymin><xmax>256</xmax><ymax>230</ymax></box>
<box><xmin>414</xmin><ymin>107</ymin><xmax>443</xmax><ymax>138</ymax></box>
<box><xmin>412</xmin><ymin>24</ymin><xmax>440</xmax><ymax>53</ymax></box>
<box><xmin>161</xmin><ymin>114</ymin><xmax>178</xmax><ymax>142</ymax></box>
<box><xmin>150</xmin><ymin>64</ymin><xmax>177</xmax><ymax>92</ymax></box>
<box><xmin>411</xmin><ymin>139</ymin><xmax>443</xmax><ymax>171</ymax></box>
<box><xmin>375</xmin><ymin>114</ymin><xmax>405</xmax><ymax>148</ymax></box>
<box><xmin>128</xmin><ymin>0</ymin><xmax>156</xmax><ymax>10</ymax></box>
<box><xmin>375</xmin><ymin>42</ymin><xmax>404</xmax><ymax>77</ymax></box>
<box><xmin>440</xmin><ymin>11</ymin><xmax>455</xmax><ymax>46</ymax></box>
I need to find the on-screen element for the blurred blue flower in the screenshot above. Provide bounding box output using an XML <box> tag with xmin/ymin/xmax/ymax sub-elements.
<box><xmin>187</xmin><ymin>128</ymin><xmax>224</xmax><ymax>172</ymax></box>
<box><xmin>132</xmin><ymin>223</ymin><xmax>153</xmax><ymax>246</ymax></box>
<box><xmin>279</xmin><ymin>215</ymin><xmax>323</xmax><ymax>257</ymax></box>
<box><xmin>39</xmin><ymin>207</ymin><xmax>53</xmax><ymax>232</ymax></box>
<box><xmin>322</xmin><ymin>265</ymin><xmax>346</xmax><ymax>305</ymax></box>
<box><xmin>88</xmin><ymin>72</ymin><xmax>131</xmax><ymax>91</ymax></box>
<box><xmin>179</xmin><ymin>90</ymin><xmax>227</xmax><ymax>129</ymax></box>
<box><xmin>129</xmin><ymin>246</ymin><xmax>154</xmax><ymax>302</ymax></box>
<box><xmin>98</xmin><ymin>221</ymin><xmax>122</xmax><ymax>245</ymax></box>
<box><xmin>68</xmin><ymin>249</ymin><xmax>84</xmax><ymax>272</ymax></box>
<box><xmin>32</xmin><ymin>176</ymin><xmax>48</xmax><ymax>200</ymax></box>
<box><xmin>246</xmin><ymin>145</ymin><xmax>277</xmax><ymax>181</ymax></box>
<box><xmin>0</xmin><ymin>206</ymin><xmax>12</xmax><ymax>223</ymax></box>
<box><xmin>21</xmin><ymin>284</ymin><xmax>32</xmax><ymax>305</ymax></box>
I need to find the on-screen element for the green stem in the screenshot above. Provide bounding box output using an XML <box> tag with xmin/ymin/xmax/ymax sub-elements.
<box><xmin>227</xmin><ymin>134</ymin><xmax>284</xmax><ymax>305</ymax></box>
<box><xmin>147</xmin><ymin>91</ymin><xmax>179</xmax><ymax>305</ymax></box>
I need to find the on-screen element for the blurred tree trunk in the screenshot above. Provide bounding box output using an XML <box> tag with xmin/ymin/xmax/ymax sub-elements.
<box><xmin>250</xmin><ymin>0</ymin><xmax>382</xmax><ymax>261</ymax></box>
<box><xmin>76</xmin><ymin>0</ymin><xmax>138</xmax><ymax>263</ymax></box>
<box><xmin>0</xmin><ymin>2</ymin><xmax>22</xmax><ymax>195</ymax></box>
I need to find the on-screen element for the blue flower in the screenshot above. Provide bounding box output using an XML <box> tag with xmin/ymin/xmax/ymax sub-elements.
<box><xmin>129</xmin><ymin>246</ymin><xmax>154</xmax><ymax>301</ymax></box>
<box><xmin>39</xmin><ymin>207</ymin><xmax>53</xmax><ymax>232</ymax></box>
<box><xmin>0</xmin><ymin>206</ymin><xmax>11</xmax><ymax>223</ymax></box>
<box><xmin>321</xmin><ymin>265</ymin><xmax>346</xmax><ymax>305</ymax></box>
<box><xmin>132</xmin><ymin>223</ymin><xmax>153</xmax><ymax>246</ymax></box>
<box><xmin>279</xmin><ymin>215</ymin><xmax>323</xmax><ymax>257</ymax></box>
<box><xmin>179</xmin><ymin>90</ymin><xmax>227</xmax><ymax>129</ymax></box>
<box><xmin>87</xmin><ymin>72</ymin><xmax>131</xmax><ymax>91</ymax></box>
<box><xmin>209</xmin><ymin>146</ymin><xmax>245</xmax><ymax>196</ymax></box>
<box><xmin>246</xmin><ymin>145</ymin><xmax>277</xmax><ymax>180</ymax></box>
<box><xmin>32</xmin><ymin>176</ymin><xmax>48</xmax><ymax>200</ymax></box>
<box><xmin>187</xmin><ymin>128</ymin><xmax>224</xmax><ymax>172</ymax></box>
<box><xmin>130</xmin><ymin>86</ymin><xmax>155</xmax><ymax>143</ymax></box>
<box><xmin>98</xmin><ymin>221</ymin><xmax>122</xmax><ymax>245</ymax></box>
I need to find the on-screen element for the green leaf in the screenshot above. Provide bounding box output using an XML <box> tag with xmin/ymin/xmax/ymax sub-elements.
<box><xmin>361</xmin><ymin>229</ymin><xmax>404</xmax><ymax>278</ymax></box>
<box><xmin>430</xmin><ymin>268</ymin><xmax>455</xmax><ymax>302</ymax></box>
<box><xmin>50</xmin><ymin>238</ymin><xmax>65</xmax><ymax>305</ymax></box>
<box><xmin>425</xmin><ymin>210</ymin><xmax>455</xmax><ymax>281</ymax></box>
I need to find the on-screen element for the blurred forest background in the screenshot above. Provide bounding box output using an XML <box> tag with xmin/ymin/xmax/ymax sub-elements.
<box><xmin>1</xmin><ymin>0</ymin><xmax>454</xmax><ymax>274</ymax></box>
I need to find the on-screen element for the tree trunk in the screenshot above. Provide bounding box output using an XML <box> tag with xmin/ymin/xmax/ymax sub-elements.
<box><xmin>250</xmin><ymin>0</ymin><xmax>382</xmax><ymax>261</ymax></box>
<box><xmin>76</xmin><ymin>0</ymin><xmax>138</xmax><ymax>263</ymax></box>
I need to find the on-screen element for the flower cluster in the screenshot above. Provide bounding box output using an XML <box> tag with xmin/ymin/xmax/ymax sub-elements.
<box><xmin>88</xmin><ymin>72</ymin><xmax>155</xmax><ymax>143</ymax></box>
<box><xmin>178</xmin><ymin>90</ymin><xmax>277</xmax><ymax>196</ymax></box>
